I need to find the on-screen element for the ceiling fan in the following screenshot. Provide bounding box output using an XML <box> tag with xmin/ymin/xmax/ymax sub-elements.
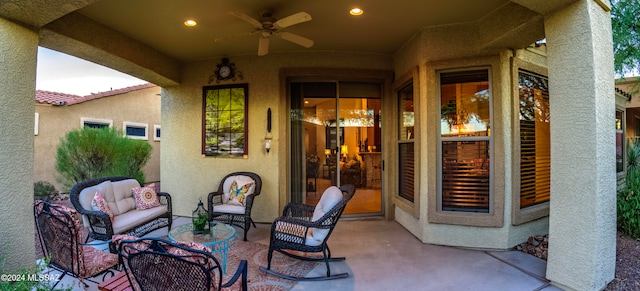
<box><xmin>216</xmin><ymin>10</ymin><xmax>314</xmax><ymax>56</ymax></box>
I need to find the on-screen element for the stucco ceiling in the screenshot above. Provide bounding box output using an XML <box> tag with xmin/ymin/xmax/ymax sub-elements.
<box><xmin>75</xmin><ymin>0</ymin><xmax>516</xmax><ymax>61</ymax></box>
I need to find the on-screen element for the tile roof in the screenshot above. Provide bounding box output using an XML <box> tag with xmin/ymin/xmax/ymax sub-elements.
<box><xmin>36</xmin><ymin>83</ymin><xmax>156</xmax><ymax>106</ymax></box>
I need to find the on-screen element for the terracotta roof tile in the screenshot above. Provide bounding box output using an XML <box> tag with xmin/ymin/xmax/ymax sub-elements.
<box><xmin>36</xmin><ymin>83</ymin><xmax>157</xmax><ymax>106</ymax></box>
<box><xmin>35</xmin><ymin>91</ymin><xmax>81</xmax><ymax>105</ymax></box>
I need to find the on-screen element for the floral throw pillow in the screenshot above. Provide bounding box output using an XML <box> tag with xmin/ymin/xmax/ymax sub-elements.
<box><xmin>228</xmin><ymin>180</ymin><xmax>253</xmax><ymax>206</ymax></box>
<box><xmin>132</xmin><ymin>184</ymin><xmax>161</xmax><ymax>210</ymax></box>
<box><xmin>91</xmin><ymin>192</ymin><xmax>114</xmax><ymax>223</ymax></box>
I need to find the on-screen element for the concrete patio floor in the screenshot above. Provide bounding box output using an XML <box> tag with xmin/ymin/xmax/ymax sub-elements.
<box><xmin>45</xmin><ymin>216</ymin><xmax>562</xmax><ymax>290</ymax></box>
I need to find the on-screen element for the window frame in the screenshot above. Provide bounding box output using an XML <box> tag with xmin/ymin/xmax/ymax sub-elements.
<box><xmin>392</xmin><ymin>67</ymin><xmax>420</xmax><ymax>218</ymax></box>
<box><xmin>123</xmin><ymin>121</ymin><xmax>149</xmax><ymax>140</ymax></box>
<box><xmin>512</xmin><ymin>59</ymin><xmax>550</xmax><ymax>225</ymax></box>
<box><xmin>80</xmin><ymin>117</ymin><xmax>113</xmax><ymax>129</ymax></box>
<box><xmin>436</xmin><ymin>67</ymin><xmax>494</xmax><ymax>214</ymax></box>
<box><xmin>202</xmin><ymin>84</ymin><xmax>249</xmax><ymax>158</ymax></box>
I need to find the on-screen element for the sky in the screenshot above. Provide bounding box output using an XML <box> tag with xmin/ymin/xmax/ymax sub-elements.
<box><xmin>36</xmin><ymin>47</ymin><xmax>148</xmax><ymax>96</ymax></box>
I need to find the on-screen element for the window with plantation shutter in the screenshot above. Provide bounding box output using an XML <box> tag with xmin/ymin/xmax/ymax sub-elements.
<box><xmin>518</xmin><ymin>71</ymin><xmax>550</xmax><ymax>208</ymax></box>
<box><xmin>398</xmin><ymin>82</ymin><xmax>415</xmax><ymax>202</ymax></box>
<box><xmin>439</xmin><ymin>69</ymin><xmax>492</xmax><ymax>213</ymax></box>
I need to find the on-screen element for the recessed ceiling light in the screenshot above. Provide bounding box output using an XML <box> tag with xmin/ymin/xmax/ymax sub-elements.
<box><xmin>350</xmin><ymin>8</ymin><xmax>363</xmax><ymax>16</ymax></box>
<box><xmin>184</xmin><ymin>19</ymin><xmax>197</xmax><ymax>27</ymax></box>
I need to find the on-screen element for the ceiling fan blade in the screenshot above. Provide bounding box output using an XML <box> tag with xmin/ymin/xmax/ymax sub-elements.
<box><xmin>258</xmin><ymin>36</ymin><xmax>270</xmax><ymax>56</ymax></box>
<box><xmin>229</xmin><ymin>11</ymin><xmax>263</xmax><ymax>29</ymax></box>
<box><xmin>273</xmin><ymin>12</ymin><xmax>312</xmax><ymax>29</ymax></box>
<box><xmin>277</xmin><ymin>32</ymin><xmax>314</xmax><ymax>48</ymax></box>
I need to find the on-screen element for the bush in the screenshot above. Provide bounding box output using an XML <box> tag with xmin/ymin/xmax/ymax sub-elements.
<box><xmin>618</xmin><ymin>140</ymin><xmax>640</xmax><ymax>239</ymax></box>
<box><xmin>33</xmin><ymin>181</ymin><xmax>57</xmax><ymax>200</ymax></box>
<box><xmin>55</xmin><ymin>127</ymin><xmax>152</xmax><ymax>191</ymax></box>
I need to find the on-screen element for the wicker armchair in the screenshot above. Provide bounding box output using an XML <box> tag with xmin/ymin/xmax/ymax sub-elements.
<box><xmin>259</xmin><ymin>184</ymin><xmax>356</xmax><ymax>281</ymax></box>
<box><xmin>69</xmin><ymin>176</ymin><xmax>172</xmax><ymax>252</ymax></box>
<box><xmin>34</xmin><ymin>200</ymin><xmax>118</xmax><ymax>288</ymax></box>
<box><xmin>118</xmin><ymin>237</ymin><xmax>247</xmax><ymax>291</ymax></box>
<box><xmin>208</xmin><ymin>172</ymin><xmax>262</xmax><ymax>241</ymax></box>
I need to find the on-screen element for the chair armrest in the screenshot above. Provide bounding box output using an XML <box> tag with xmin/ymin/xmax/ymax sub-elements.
<box><xmin>207</xmin><ymin>191</ymin><xmax>224</xmax><ymax>219</ymax></box>
<box><xmin>157</xmin><ymin>191</ymin><xmax>172</xmax><ymax>210</ymax></box>
<box><xmin>83</xmin><ymin>210</ymin><xmax>115</xmax><ymax>240</ymax></box>
<box><xmin>221</xmin><ymin>259</ymin><xmax>248</xmax><ymax>291</ymax></box>
<box><xmin>282</xmin><ymin>203</ymin><xmax>315</xmax><ymax>219</ymax></box>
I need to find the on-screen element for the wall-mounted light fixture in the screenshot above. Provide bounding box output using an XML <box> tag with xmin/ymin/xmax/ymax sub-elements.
<box><xmin>265</xmin><ymin>108</ymin><xmax>273</xmax><ymax>153</ymax></box>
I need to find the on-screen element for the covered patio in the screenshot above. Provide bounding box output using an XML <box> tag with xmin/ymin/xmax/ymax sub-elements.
<box><xmin>1</xmin><ymin>0</ymin><xmax>616</xmax><ymax>290</ymax></box>
<box><xmin>47</xmin><ymin>217</ymin><xmax>559</xmax><ymax>291</ymax></box>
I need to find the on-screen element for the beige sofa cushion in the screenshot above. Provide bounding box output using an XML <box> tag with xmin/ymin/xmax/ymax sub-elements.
<box><xmin>112</xmin><ymin>205</ymin><xmax>168</xmax><ymax>234</ymax></box>
<box><xmin>111</xmin><ymin>179</ymin><xmax>140</xmax><ymax>214</ymax></box>
<box><xmin>78</xmin><ymin>180</ymin><xmax>115</xmax><ymax>226</ymax></box>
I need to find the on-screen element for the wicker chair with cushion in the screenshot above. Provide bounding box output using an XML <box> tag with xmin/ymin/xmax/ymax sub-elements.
<box><xmin>207</xmin><ymin>172</ymin><xmax>262</xmax><ymax>241</ymax></box>
<box><xmin>259</xmin><ymin>184</ymin><xmax>356</xmax><ymax>281</ymax></box>
<box><xmin>117</xmin><ymin>237</ymin><xmax>247</xmax><ymax>291</ymax></box>
<box><xmin>34</xmin><ymin>200</ymin><xmax>118</xmax><ymax>288</ymax></box>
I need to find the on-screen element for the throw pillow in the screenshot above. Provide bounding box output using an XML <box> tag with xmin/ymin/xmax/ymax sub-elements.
<box><xmin>228</xmin><ymin>180</ymin><xmax>253</xmax><ymax>206</ymax></box>
<box><xmin>132</xmin><ymin>184</ymin><xmax>161</xmax><ymax>210</ymax></box>
<box><xmin>91</xmin><ymin>192</ymin><xmax>115</xmax><ymax>223</ymax></box>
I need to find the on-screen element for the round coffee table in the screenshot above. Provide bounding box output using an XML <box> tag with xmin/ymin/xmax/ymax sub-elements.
<box><xmin>168</xmin><ymin>222</ymin><xmax>236</xmax><ymax>274</ymax></box>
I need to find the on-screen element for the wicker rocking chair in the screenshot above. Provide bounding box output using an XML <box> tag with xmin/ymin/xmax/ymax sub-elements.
<box><xmin>259</xmin><ymin>184</ymin><xmax>356</xmax><ymax>281</ymax></box>
<box><xmin>34</xmin><ymin>200</ymin><xmax>118</xmax><ymax>289</ymax></box>
<box><xmin>118</xmin><ymin>237</ymin><xmax>248</xmax><ymax>291</ymax></box>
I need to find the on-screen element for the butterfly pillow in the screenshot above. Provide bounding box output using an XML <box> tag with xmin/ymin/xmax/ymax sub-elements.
<box><xmin>228</xmin><ymin>180</ymin><xmax>254</xmax><ymax>206</ymax></box>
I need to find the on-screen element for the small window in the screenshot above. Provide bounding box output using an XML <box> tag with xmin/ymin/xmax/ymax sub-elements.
<box><xmin>81</xmin><ymin>117</ymin><xmax>112</xmax><ymax>129</ymax></box>
<box><xmin>154</xmin><ymin>125</ymin><xmax>161</xmax><ymax>141</ymax></box>
<box><xmin>34</xmin><ymin>113</ymin><xmax>39</xmax><ymax>135</ymax></box>
<box><xmin>123</xmin><ymin>122</ymin><xmax>148</xmax><ymax>140</ymax></box>
<box><xmin>397</xmin><ymin>82</ymin><xmax>415</xmax><ymax>202</ymax></box>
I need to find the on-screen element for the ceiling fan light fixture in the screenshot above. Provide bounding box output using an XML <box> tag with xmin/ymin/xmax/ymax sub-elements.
<box><xmin>184</xmin><ymin>19</ymin><xmax>197</xmax><ymax>27</ymax></box>
<box><xmin>349</xmin><ymin>8</ymin><xmax>364</xmax><ymax>16</ymax></box>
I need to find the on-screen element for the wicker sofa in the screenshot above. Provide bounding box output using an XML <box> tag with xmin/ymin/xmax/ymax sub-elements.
<box><xmin>69</xmin><ymin>176</ymin><xmax>172</xmax><ymax>252</ymax></box>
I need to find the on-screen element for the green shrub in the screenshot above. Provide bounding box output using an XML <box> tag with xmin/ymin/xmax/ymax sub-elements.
<box><xmin>33</xmin><ymin>181</ymin><xmax>57</xmax><ymax>200</ymax></box>
<box><xmin>55</xmin><ymin>127</ymin><xmax>152</xmax><ymax>190</ymax></box>
<box><xmin>618</xmin><ymin>140</ymin><xmax>640</xmax><ymax>239</ymax></box>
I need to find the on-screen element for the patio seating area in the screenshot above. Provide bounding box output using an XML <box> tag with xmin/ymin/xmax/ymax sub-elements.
<box><xmin>36</xmin><ymin>216</ymin><xmax>561</xmax><ymax>291</ymax></box>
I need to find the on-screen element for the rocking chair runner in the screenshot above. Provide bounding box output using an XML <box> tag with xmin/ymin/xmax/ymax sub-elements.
<box><xmin>34</xmin><ymin>200</ymin><xmax>118</xmax><ymax>289</ymax></box>
<box><xmin>259</xmin><ymin>184</ymin><xmax>356</xmax><ymax>281</ymax></box>
<box><xmin>117</xmin><ymin>237</ymin><xmax>248</xmax><ymax>291</ymax></box>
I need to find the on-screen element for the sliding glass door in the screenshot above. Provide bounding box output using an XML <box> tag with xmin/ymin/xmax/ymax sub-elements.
<box><xmin>289</xmin><ymin>81</ymin><xmax>383</xmax><ymax>215</ymax></box>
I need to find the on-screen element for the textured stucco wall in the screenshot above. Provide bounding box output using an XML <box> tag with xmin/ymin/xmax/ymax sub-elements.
<box><xmin>34</xmin><ymin>86</ymin><xmax>161</xmax><ymax>191</ymax></box>
<box><xmin>545</xmin><ymin>0</ymin><xmax>616</xmax><ymax>290</ymax></box>
<box><xmin>161</xmin><ymin>51</ymin><xmax>393</xmax><ymax>222</ymax></box>
<box><xmin>0</xmin><ymin>17</ymin><xmax>38</xmax><ymax>271</ymax></box>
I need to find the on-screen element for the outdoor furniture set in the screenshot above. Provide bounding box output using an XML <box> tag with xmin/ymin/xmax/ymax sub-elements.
<box><xmin>36</xmin><ymin>172</ymin><xmax>355</xmax><ymax>290</ymax></box>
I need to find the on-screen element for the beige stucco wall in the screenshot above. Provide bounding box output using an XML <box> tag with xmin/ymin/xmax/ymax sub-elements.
<box><xmin>34</xmin><ymin>86</ymin><xmax>161</xmax><ymax>192</ymax></box>
<box><xmin>545</xmin><ymin>1</ymin><xmax>616</xmax><ymax>290</ymax></box>
<box><xmin>162</xmin><ymin>52</ymin><xmax>393</xmax><ymax>222</ymax></box>
<box><xmin>0</xmin><ymin>17</ymin><xmax>38</xmax><ymax>272</ymax></box>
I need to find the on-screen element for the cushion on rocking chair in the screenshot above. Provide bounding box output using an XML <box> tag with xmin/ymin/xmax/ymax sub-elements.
<box><xmin>307</xmin><ymin>186</ymin><xmax>343</xmax><ymax>246</ymax></box>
